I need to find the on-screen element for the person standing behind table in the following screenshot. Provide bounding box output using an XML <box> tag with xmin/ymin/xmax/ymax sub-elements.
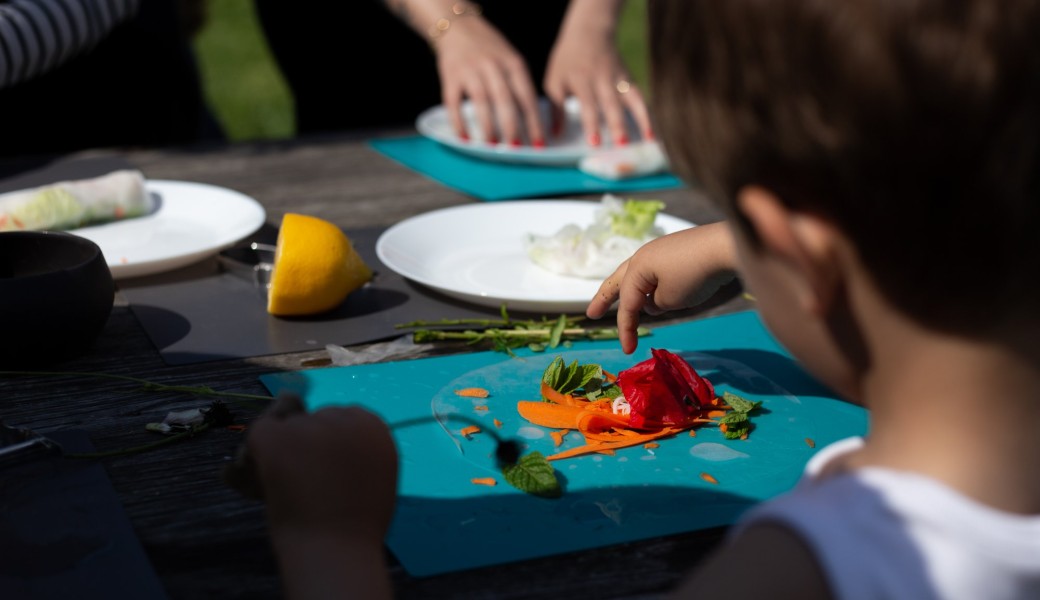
<box><xmin>254</xmin><ymin>0</ymin><xmax>653</xmax><ymax>148</ymax></box>
<box><xmin>238</xmin><ymin>0</ymin><xmax>1040</xmax><ymax>599</ymax></box>
<box><xmin>0</xmin><ymin>0</ymin><xmax>223</xmax><ymax>158</ymax></box>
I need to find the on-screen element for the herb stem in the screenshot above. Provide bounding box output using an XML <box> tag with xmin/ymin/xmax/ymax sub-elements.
<box><xmin>0</xmin><ymin>370</ymin><xmax>272</xmax><ymax>409</ymax></box>
<box><xmin>64</xmin><ymin>423</ymin><xmax>213</xmax><ymax>459</ymax></box>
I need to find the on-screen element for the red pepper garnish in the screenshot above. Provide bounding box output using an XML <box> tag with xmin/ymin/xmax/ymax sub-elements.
<box><xmin>616</xmin><ymin>348</ymin><xmax>716</xmax><ymax>428</ymax></box>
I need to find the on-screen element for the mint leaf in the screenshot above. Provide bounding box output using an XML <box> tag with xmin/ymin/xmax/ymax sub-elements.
<box><xmin>718</xmin><ymin>411</ymin><xmax>749</xmax><ymax>425</ymax></box>
<box><xmin>502</xmin><ymin>451</ymin><xmax>562</xmax><ymax>498</ymax></box>
<box><xmin>723</xmin><ymin>391</ymin><xmax>761</xmax><ymax>414</ymax></box>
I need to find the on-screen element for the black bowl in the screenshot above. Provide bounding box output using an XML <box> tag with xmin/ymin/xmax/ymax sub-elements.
<box><xmin>0</xmin><ymin>231</ymin><xmax>114</xmax><ymax>368</ymax></box>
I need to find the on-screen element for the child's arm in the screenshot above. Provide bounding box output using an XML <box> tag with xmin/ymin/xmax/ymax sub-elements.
<box><xmin>587</xmin><ymin>221</ymin><xmax>738</xmax><ymax>353</ymax></box>
<box><xmin>670</xmin><ymin>524</ymin><xmax>832</xmax><ymax>599</ymax></box>
<box><xmin>245</xmin><ymin>404</ymin><xmax>398</xmax><ymax>600</ymax></box>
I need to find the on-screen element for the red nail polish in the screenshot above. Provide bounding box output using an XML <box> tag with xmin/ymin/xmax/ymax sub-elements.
<box><xmin>510</xmin><ymin>138</ymin><xmax>522</xmax><ymax>148</ymax></box>
<box><xmin>459</xmin><ymin>132</ymin><xmax>469</xmax><ymax>142</ymax></box>
<box><xmin>533</xmin><ymin>139</ymin><xmax>545</xmax><ymax>149</ymax></box>
<box><xmin>645</xmin><ymin>129</ymin><xmax>655</xmax><ymax>141</ymax></box>
<box><xmin>487</xmin><ymin>135</ymin><xmax>498</xmax><ymax>145</ymax></box>
<box><xmin>588</xmin><ymin>133</ymin><xmax>601</xmax><ymax>147</ymax></box>
<box><xmin>617</xmin><ymin>134</ymin><xmax>629</xmax><ymax>146</ymax></box>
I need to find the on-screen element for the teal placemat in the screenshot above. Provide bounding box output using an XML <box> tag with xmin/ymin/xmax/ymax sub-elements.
<box><xmin>259</xmin><ymin>310</ymin><xmax>868</xmax><ymax>577</ymax></box>
<box><xmin>369</xmin><ymin>136</ymin><xmax>683</xmax><ymax>201</ymax></box>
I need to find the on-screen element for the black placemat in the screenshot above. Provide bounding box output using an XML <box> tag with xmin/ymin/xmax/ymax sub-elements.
<box><xmin>119</xmin><ymin>225</ymin><xmax>525</xmax><ymax>365</ymax></box>
<box><xmin>0</xmin><ymin>430</ymin><xmax>168</xmax><ymax>600</ymax></box>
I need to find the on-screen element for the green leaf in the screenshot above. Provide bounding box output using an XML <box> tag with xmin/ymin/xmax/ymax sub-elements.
<box><xmin>723</xmin><ymin>391</ymin><xmax>761</xmax><ymax>414</ymax></box>
<box><xmin>602</xmin><ymin>385</ymin><xmax>623</xmax><ymax>400</ymax></box>
<box><xmin>718</xmin><ymin>411</ymin><xmax>749</xmax><ymax>425</ymax></box>
<box><xmin>527</xmin><ymin>342</ymin><xmax>546</xmax><ymax>353</ymax></box>
<box><xmin>723</xmin><ymin>425</ymin><xmax>749</xmax><ymax>439</ymax></box>
<box><xmin>548</xmin><ymin>314</ymin><xmax>567</xmax><ymax>349</ymax></box>
<box><xmin>542</xmin><ymin>356</ymin><xmax>565</xmax><ymax>387</ymax></box>
<box><xmin>502</xmin><ymin>451</ymin><xmax>562</xmax><ymax>498</ymax></box>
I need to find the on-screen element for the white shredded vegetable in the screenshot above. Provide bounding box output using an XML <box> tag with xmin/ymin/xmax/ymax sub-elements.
<box><xmin>524</xmin><ymin>194</ymin><xmax>665</xmax><ymax>279</ymax></box>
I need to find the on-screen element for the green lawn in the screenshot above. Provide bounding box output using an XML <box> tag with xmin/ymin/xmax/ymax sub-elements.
<box><xmin>193</xmin><ymin>0</ymin><xmax>648</xmax><ymax>143</ymax></box>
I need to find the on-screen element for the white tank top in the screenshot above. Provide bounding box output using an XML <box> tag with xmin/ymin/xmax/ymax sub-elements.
<box><xmin>735</xmin><ymin>437</ymin><xmax>1040</xmax><ymax>600</ymax></box>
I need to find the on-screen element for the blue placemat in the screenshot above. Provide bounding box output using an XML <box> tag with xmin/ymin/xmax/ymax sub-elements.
<box><xmin>259</xmin><ymin>310</ymin><xmax>869</xmax><ymax>577</ymax></box>
<box><xmin>369</xmin><ymin>136</ymin><xmax>683</xmax><ymax>201</ymax></box>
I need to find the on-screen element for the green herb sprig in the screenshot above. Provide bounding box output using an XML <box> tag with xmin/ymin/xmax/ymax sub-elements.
<box><xmin>398</xmin><ymin>306</ymin><xmax>650</xmax><ymax>355</ymax></box>
<box><xmin>717</xmin><ymin>391</ymin><xmax>762</xmax><ymax>439</ymax></box>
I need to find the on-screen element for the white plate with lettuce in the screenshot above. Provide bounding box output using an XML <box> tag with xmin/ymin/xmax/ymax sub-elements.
<box><xmin>376</xmin><ymin>196</ymin><xmax>697</xmax><ymax>313</ymax></box>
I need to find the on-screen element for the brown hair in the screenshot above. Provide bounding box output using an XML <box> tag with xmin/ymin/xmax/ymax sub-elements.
<box><xmin>648</xmin><ymin>0</ymin><xmax>1040</xmax><ymax>334</ymax></box>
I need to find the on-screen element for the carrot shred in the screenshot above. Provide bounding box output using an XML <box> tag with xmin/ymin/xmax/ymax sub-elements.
<box><xmin>540</xmin><ymin>382</ymin><xmax>585</xmax><ymax>407</ymax></box>
<box><xmin>460</xmin><ymin>425</ymin><xmax>481</xmax><ymax>438</ymax></box>
<box><xmin>517</xmin><ymin>401</ymin><xmax>587</xmax><ymax>429</ymax></box>
<box><xmin>688</xmin><ymin>430</ymin><xmax>697</xmax><ymax>437</ymax></box>
<box><xmin>474</xmin><ymin>405</ymin><xmax>489</xmax><ymax>411</ymax></box>
<box><xmin>739</xmin><ymin>433</ymin><xmax>748</xmax><ymax>440</ymax></box>
<box><xmin>455</xmin><ymin>387</ymin><xmax>490</xmax><ymax>398</ymax></box>
<box><xmin>596</xmin><ymin>449</ymin><xmax>616</xmax><ymax>456</ymax></box>
<box><xmin>493</xmin><ymin>418</ymin><xmax>503</xmax><ymax>428</ymax></box>
<box><xmin>545</xmin><ymin>427</ymin><xmax>682</xmax><ymax>461</ymax></box>
<box><xmin>707</xmin><ymin>410</ymin><xmax>728</xmax><ymax>418</ymax></box>
<box><xmin>700</xmin><ymin>472</ymin><xmax>719</xmax><ymax>485</ymax></box>
<box><xmin>643</xmin><ymin>442</ymin><xmax>659</xmax><ymax>449</ymax></box>
<box><xmin>471</xmin><ymin>477</ymin><xmax>497</xmax><ymax>486</ymax></box>
<box><xmin>550</xmin><ymin>429</ymin><xmax>569</xmax><ymax>447</ymax></box>
<box><xmin>805</xmin><ymin>437</ymin><xmax>816</xmax><ymax>448</ymax></box>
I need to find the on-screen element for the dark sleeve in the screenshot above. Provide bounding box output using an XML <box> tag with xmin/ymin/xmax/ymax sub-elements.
<box><xmin>0</xmin><ymin>0</ymin><xmax>140</xmax><ymax>89</ymax></box>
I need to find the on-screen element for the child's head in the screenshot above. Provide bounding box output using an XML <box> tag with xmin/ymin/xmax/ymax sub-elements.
<box><xmin>648</xmin><ymin>0</ymin><xmax>1040</xmax><ymax>337</ymax></box>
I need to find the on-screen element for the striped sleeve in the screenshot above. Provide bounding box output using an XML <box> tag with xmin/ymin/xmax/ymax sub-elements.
<box><xmin>0</xmin><ymin>0</ymin><xmax>141</xmax><ymax>89</ymax></box>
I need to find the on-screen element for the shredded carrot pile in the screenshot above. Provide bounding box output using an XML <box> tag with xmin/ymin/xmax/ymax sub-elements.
<box><xmin>455</xmin><ymin>387</ymin><xmax>490</xmax><ymax>398</ymax></box>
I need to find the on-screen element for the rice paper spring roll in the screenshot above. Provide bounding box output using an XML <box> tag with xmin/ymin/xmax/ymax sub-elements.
<box><xmin>0</xmin><ymin>169</ymin><xmax>151</xmax><ymax>232</ymax></box>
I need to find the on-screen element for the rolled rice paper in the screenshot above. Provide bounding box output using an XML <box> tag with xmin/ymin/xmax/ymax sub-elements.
<box><xmin>0</xmin><ymin>169</ymin><xmax>151</xmax><ymax>232</ymax></box>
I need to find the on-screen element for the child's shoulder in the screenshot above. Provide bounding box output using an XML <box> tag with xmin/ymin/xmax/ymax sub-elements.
<box><xmin>705</xmin><ymin>437</ymin><xmax>1040</xmax><ymax>600</ymax></box>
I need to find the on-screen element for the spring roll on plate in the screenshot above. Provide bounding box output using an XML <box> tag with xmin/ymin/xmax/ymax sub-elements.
<box><xmin>0</xmin><ymin>169</ymin><xmax>152</xmax><ymax>232</ymax></box>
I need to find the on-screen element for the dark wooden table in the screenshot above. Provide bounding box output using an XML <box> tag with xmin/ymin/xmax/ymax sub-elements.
<box><xmin>1</xmin><ymin>130</ymin><xmax>752</xmax><ymax>599</ymax></box>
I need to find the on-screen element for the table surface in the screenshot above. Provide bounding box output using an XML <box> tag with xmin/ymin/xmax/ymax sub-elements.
<box><xmin>1</xmin><ymin>129</ymin><xmax>754</xmax><ymax>600</ymax></box>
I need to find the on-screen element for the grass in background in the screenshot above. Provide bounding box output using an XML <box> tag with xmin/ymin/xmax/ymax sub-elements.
<box><xmin>193</xmin><ymin>0</ymin><xmax>294</xmax><ymax>141</ymax></box>
<box><xmin>194</xmin><ymin>1</ymin><xmax>648</xmax><ymax>143</ymax></box>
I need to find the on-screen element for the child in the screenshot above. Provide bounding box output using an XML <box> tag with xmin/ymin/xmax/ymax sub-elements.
<box><xmin>244</xmin><ymin>0</ymin><xmax>1040</xmax><ymax>597</ymax></box>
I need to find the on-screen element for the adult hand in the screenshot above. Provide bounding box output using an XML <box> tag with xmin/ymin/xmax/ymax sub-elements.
<box><xmin>544</xmin><ymin>0</ymin><xmax>653</xmax><ymax>147</ymax></box>
<box><xmin>433</xmin><ymin>13</ymin><xmax>547</xmax><ymax>147</ymax></box>
<box><xmin>587</xmin><ymin>222</ymin><xmax>738</xmax><ymax>354</ymax></box>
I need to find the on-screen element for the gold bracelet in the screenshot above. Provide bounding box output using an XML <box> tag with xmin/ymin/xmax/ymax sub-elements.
<box><xmin>427</xmin><ymin>2</ymin><xmax>483</xmax><ymax>42</ymax></box>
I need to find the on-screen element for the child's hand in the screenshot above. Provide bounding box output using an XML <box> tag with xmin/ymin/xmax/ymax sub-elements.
<box><xmin>245</xmin><ymin>401</ymin><xmax>399</xmax><ymax>545</ymax></box>
<box><xmin>587</xmin><ymin>222</ymin><xmax>738</xmax><ymax>354</ymax></box>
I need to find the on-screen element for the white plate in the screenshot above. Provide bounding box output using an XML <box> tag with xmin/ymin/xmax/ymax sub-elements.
<box><xmin>70</xmin><ymin>180</ymin><xmax>266</xmax><ymax>280</ymax></box>
<box><xmin>415</xmin><ymin>97</ymin><xmax>643</xmax><ymax>167</ymax></box>
<box><xmin>375</xmin><ymin>200</ymin><xmax>696</xmax><ymax>313</ymax></box>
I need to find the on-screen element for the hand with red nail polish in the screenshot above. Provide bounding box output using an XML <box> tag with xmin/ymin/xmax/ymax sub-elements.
<box><xmin>543</xmin><ymin>0</ymin><xmax>653</xmax><ymax>149</ymax></box>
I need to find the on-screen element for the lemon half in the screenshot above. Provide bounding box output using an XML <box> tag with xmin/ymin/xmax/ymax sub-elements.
<box><xmin>267</xmin><ymin>213</ymin><xmax>372</xmax><ymax>316</ymax></box>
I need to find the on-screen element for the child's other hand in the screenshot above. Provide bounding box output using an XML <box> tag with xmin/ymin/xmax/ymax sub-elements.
<box><xmin>246</xmin><ymin>402</ymin><xmax>399</xmax><ymax>546</ymax></box>
<box><xmin>587</xmin><ymin>222</ymin><xmax>737</xmax><ymax>354</ymax></box>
